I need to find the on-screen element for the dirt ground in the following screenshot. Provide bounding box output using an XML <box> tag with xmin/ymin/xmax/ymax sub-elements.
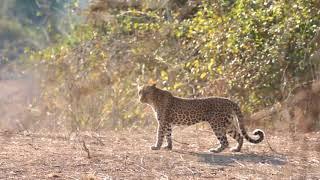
<box><xmin>1</xmin><ymin>79</ymin><xmax>319</xmax><ymax>179</ymax></box>
<box><xmin>0</xmin><ymin>126</ymin><xmax>319</xmax><ymax>180</ymax></box>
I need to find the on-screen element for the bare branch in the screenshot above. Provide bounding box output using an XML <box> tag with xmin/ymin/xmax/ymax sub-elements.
<box><xmin>82</xmin><ymin>140</ymin><xmax>91</xmax><ymax>158</ymax></box>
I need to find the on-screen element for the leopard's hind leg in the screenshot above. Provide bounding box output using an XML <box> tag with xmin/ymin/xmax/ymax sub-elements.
<box><xmin>227</xmin><ymin>126</ymin><xmax>243</xmax><ymax>152</ymax></box>
<box><xmin>208</xmin><ymin>115</ymin><xmax>230</xmax><ymax>153</ymax></box>
<box><xmin>209</xmin><ymin>129</ymin><xmax>229</xmax><ymax>153</ymax></box>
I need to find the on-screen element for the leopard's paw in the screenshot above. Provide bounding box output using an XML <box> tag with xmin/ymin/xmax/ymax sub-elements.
<box><xmin>230</xmin><ymin>147</ymin><xmax>241</xmax><ymax>152</ymax></box>
<box><xmin>209</xmin><ymin>146</ymin><xmax>225</xmax><ymax>153</ymax></box>
<box><xmin>163</xmin><ymin>145</ymin><xmax>172</xmax><ymax>150</ymax></box>
<box><xmin>150</xmin><ymin>145</ymin><xmax>161</xmax><ymax>150</ymax></box>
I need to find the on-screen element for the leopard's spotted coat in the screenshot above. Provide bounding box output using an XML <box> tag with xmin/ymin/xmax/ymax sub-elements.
<box><xmin>139</xmin><ymin>84</ymin><xmax>264</xmax><ymax>152</ymax></box>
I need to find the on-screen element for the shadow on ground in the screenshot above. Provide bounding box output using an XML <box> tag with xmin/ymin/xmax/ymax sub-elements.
<box><xmin>172</xmin><ymin>150</ymin><xmax>287</xmax><ymax>166</ymax></box>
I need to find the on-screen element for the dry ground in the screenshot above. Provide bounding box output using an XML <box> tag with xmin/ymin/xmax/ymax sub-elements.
<box><xmin>0</xmin><ymin>126</ymin><xmax>319</xmax><ymax>180</ymax></box>
<box><xmin>1</xmin><ymin>79</ymin><xmax>320</xmax><ymax>179</ymax></box>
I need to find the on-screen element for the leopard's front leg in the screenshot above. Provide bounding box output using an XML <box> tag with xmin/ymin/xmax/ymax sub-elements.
<box><xmin>164</xmin><ymin>124</ymin><xmax>173</xmax><ymax>150</ymax></box>
<box><xmin>151</xmin><ymin>122</ymin><xmax>165</xmax><ymax>150</ymax></box>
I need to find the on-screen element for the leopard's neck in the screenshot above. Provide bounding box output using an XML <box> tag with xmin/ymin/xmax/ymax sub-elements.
<box><xmin>149</xmin><ymin>90</ymin><xmax>173</xmax><ymax>120</ymax></box>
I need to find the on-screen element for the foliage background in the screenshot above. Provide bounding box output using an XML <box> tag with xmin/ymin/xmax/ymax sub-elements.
<box><xmin>0</xmin><ymin>0</ymin><xmax>84</xmax><ymax>65</ymax></box>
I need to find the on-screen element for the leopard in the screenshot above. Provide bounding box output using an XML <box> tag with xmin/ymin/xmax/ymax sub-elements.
<box><xmin>138</xmin><ymin>84</ymin><xmax>264</xmax><ymax>153</ymax></box>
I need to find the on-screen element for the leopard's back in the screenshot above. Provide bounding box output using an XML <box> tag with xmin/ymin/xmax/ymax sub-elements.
<box><xmin>168</xmin><ymin>96</ymin><xmax>239</xmax><ymax>125</ymax></box>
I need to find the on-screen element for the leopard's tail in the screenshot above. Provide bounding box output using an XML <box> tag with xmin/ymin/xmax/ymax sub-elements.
<box><xmin>232</xmin><ymin>109</ymin><xmax>264</xmax><ymax>144</ymax></box>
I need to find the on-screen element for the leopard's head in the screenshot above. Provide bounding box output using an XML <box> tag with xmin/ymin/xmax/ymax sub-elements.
<box><xmin>138</xmin><ymin>84</ymin><xmax>158</xmax><ymax>104</ymax></box>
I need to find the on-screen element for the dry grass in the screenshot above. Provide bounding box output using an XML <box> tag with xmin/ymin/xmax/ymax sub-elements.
<box><xmin>1</xmin><ymin>77</ymin><xmax>320</xmax><ymax>179</ymax></box>
<box><xmin>249</xmin><ymin>80</ymin><xmax>320</xmax><ymax>132</ymax></box>
<box><xmin>0</xmin><ymin>126</ymin><xmax>319</xmax><ymax>179</ymax></box>
<box><xmin>0</xmin><ymin>78</ymin><xmax>39</xmax><ymax>131</ymax></box>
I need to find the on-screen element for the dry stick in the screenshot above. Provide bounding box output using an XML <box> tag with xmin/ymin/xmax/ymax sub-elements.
<box><xmin>231</xmin><ymin>158</ymin><xmax>245</xmax><ymax>167</ymax></box>
<box><xmin>265</xmin><ymin>136</ymin><xmax>282</xmax><ymax>155</ymax></box>
<box><xmin>173</xmin><ymin>138</ymin><xmax>189</xmax><ymax>146</ymax></box>
<box><xmin>136</xmin><ymin>158</ymin><xmax>148</xmax><ymax>171</ymax></box>
<box><xmin>92</xmin><ymin>135</ymin><xmax>105</xmax><ymax>146</ymax></box>
<box><xmin>82</xmin><ymin>140</ymin><xmax>91</xmax><ymax>158</ymax></box>
<box><xmin>135</xmin><ymin>164</ymin><xmax>148</xmax><ymax>172</ymax></box>
<box><xmin>27</xmin><ymin>142</ymin><xmax>39</xmax><ymax>150</ymax></box>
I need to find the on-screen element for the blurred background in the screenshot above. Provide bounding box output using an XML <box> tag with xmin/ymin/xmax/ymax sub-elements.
<box><xmin>0</xmin><ymin>0</ymin><xmax>319</xmax><ymax>132</ymax></box>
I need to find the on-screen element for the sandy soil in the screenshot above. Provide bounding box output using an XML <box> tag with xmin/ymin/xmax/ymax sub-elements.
<box><xmin>1</xmin><ymin>79</ymin><xmax>319</xmax><ymax>179</ymax></box>
<box><xmin>0</xmin><ymin>127</ymin><xmax>319</xmax><ymax>180</ymax></box>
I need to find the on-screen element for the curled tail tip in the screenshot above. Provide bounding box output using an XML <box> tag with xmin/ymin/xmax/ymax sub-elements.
<box><xmin>253</xmin><ymin>129</ymin><xmax>264</xmax><ymax>135</ymax></box>
<box><xmin>252</xmin><ymin>129</ymin><xmax>264</xmax><ymax>143</ymax></box>
<box><xmin>242</xmin><ymin>128</ymin><xmax>265</xmax><ymax>144</ymax></box>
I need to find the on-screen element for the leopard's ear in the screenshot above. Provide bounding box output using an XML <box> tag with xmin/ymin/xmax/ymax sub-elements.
<box><xmin>148</xmin><ymin>79</ymin><xmax>156</xmax><ymax>87</ymax></box>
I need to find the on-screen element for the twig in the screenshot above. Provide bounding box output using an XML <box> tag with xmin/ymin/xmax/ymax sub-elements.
<box><xmin>27</xmin><ymin>143</ymin><xmax>39</xmax><ymax>150</ymax></box>
<box><xmin>179</xmin><ymin>155</ymin><xmax>184</xmax><ymax>161</ymax></box>
<box><xmin>185</xmin><ymin>166</ymin><xmax>197</xmax><ymax>175</ymax></box>
<box><xmin>0</xmin><ymin>130</ymin><xmax>15</xmax><ymax>137</ymax></box>
<box><xmin>124</xmin><ymin>154</ymin><xmax>128</xmax><ymax>167</ymax></box>
<box><xmin>92</xmin><ymin>135</ymin><xmax>105</xmax><ymax>146</ymax></box>
<box><xmin>172</xmin><ymin>139</ymin><xmax>189</xmax><ymax>146</ymax></box>
<box><xmin>135</xmin><ymin>163</ymin><xmax>148</xmax><ymax>171</ymax></box>
<box><xmin>140</xmin><ymin>157</ymin><xmax>145</xmax><ymax>166</ymax></box>
<box><xmin>265</xmin><ymin>137</ymin><xmax>281</xmax><ymax>155</ymax></box>
<box><xmin>82</xmin><ymin>140</ymin><xmax>91</xmax><ymax>158</ymax></box>
<box><xmin>262</xmin><ymin>118</ymin><xmax>284</xmax><ymax>156</ymax></box>
<box><xmin>231</xmin><ymin>158</ymin><xmax>245</xmax><ymax>167</ymax></box>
